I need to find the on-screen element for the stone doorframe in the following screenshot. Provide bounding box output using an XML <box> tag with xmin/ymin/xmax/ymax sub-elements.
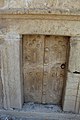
<box><xmin>0</xmin><ymin>14</ymin><xmax>80</xmax><ymax>114</ymax></box>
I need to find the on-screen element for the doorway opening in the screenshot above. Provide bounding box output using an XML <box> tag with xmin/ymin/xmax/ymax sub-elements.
<box><xmin>22</xmin><ymin>35</ymin><xmax>69</xmax><ymax>107</ymax></box>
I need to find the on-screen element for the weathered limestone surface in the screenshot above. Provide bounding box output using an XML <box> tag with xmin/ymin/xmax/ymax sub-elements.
<box><xmin>0</xmin><ymin>36</ymin><xmax>4</xmax><ymax>108</ymax></box>
<box><xmin>0</xmin><ymin>0</ymin><xmax>80</xmax><ymax>115</ymax></box>
<box><xmin>68</xmin><ymin>37</ymin><xmax>80</xmax><ymax>72</ymax></box>
<box><xmin>0</xmin><ymin>46</ymin><xmax>3</xmax><ymax>108</ymax></box>
<box><xmin>63</xmin><ymin>37</ymin><xmax>80</xmax><ymax>113</ymax></box>
<box><xmin>76</xmin><ymin>84</ymin><xmax>80</xmax><ymax>113</ymax></box>
<box><xmin>1</xmin><ymin>32</ymin><xmax>23</xmax><ymax>109</ymax></box>
<box><xmin>0</xmin><ymin>18</ymin><xmax>80</xmax><ymax>37</ymax></box>
<box><xmin>63</xmin><ymin>72</ymin><xmax>80</xmax><ymax>113</ymax></box>
<box><xmin>0</xmin><ymin>0</ymin><xmax>80</xmax><ymax>15</ymax></box>
<box><xmin>6</xmin><ymin>0</ymin><xmax>80</xmax><ymax>9</ymax></box>
<box><xmin>0</xmin><ymin>0</ymin><xmax>80</xmax><ymax>11</ymax></box>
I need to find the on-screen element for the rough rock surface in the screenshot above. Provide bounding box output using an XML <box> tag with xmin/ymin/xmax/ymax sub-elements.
<box><xmin>2</xmin><ymin>0</ymin><xmax>80</xmax><ymax>9</ymax></box>
<box><xmin>0</xmin><ymin>0</ymin><xmax>80</xmax><ymax>15</ymax></box>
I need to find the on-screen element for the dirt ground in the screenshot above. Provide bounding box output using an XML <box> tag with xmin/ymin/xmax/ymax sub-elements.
<box><xmin>0</xmin><ymin>114</ymin><xmax>80</xmax><ymax>120</ymax></box>
<box><xmin>0</xmin><ymin>103</ymin><xmax>80</xmax><ymax>120</ymax></box>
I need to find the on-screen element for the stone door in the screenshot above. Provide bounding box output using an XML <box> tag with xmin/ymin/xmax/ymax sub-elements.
<box><xmin>23</xmin><ymin>35</ymin><xmax>69</xmax><ymax>104</ymax></box>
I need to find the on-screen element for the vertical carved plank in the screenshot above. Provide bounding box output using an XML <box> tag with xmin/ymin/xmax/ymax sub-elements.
<box><xmin>23</xmin><ymin>35</ymin><xmax>44</xmax><ymax>103</ymax></box>
<box><xmin>42</xmin><ymin>36</ymin><xmax>68</xmax><ymax>104</ymax></box>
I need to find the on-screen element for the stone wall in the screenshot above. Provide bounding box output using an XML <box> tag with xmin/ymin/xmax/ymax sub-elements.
<box><xmin>0</xmin><ymin>48</ymin><xmax>3</xmax><ymax>108</ymax></box>
<box><xmin>0</xmin><ymin>0</ymin><xmax>80</xmax><ymax>114</ymax></box>
<box><xmin>0</xmin><ymin>0</ymin><xmax>80</xmax><ymax>10</ymax></box>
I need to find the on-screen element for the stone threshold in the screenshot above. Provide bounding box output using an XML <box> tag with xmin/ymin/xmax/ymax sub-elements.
<box><xmin>0</xmin><ymin>109</ymin><xmax>80</xmax><ymax>120</ymax></box>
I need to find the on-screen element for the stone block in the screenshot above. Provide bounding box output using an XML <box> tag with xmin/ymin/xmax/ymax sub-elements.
<box><xmin>66</xmin><ymin>82</ymin><xmax>78</xmax><ymax>89</ymax></box>
<box><xmin>63</xmin><ymin>100</ymin><xmax>75</xmax><ymax>112</ymax></box>
<box><xmin>5</xmin><ymin>0</ymin><xmax>80</xmax><ymax>10</ymax></box>
<box><xmin>0</xmin><ymin>72</ymin><xmax>3</xmax><ymax>108</ymax></box>
<box><xmin>77</xmin><ymin>85</ymin><xmax>80</xmax><ymax>97</ymax></box>
<box><xmin>75</xmin><ymin>96</ymin><xmax>80</xmax><ymax>113</ymax></box>
<box><xmin>63</xmin><ymin>95</ymin><xmax>80</xmax><ymax>113</ymax></box>
<box><xmin>64</xmin><ymin>95</ymin><xmax>77</xmax><ymax>102</ymax></box>
<box><xmin>68</xmin><ymin>37</ymin><xmax>80</xmax><ymax>72</ymax></box>
<box><xmin>1</xmin><ymin>33</ymin><xmax>23</xmax><ymax>109</ymax></box>
<box><xmin>65</xmin><ymin>89</ymin><xmax>77</xmax><ymax>96</ymax></box>
<box><xmin>67</xmin><ymin>72</ymin><xmax>80</xmax><ymax>83</ymax></box>
<box><xmin>63</xmin><ymin>71</ymin><xmax>80</xmax><ymax>113</ymax></box>
<box><xmin>65</xmin><ymin>72</ymin><xmax>80</xmax><ymax>94</ymax></box>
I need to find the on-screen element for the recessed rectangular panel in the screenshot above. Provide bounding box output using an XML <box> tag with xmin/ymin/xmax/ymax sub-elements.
<box><xmin>23</xmin><ymin>35</ymin><xmax>44</xmax><ymax>103</ymax></box>
<box><xmin>23</xmin><ymin>35</ymin><xmax>69</xmax><ymax>105</ymax></box>
<box><xmin>42</xmin><ymin>36</ymin><xmax>68</xmax><ymax>104</ymax></box>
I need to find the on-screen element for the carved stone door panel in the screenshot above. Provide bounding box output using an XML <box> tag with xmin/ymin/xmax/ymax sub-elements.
<box><xmin>23</xmin><ymin>35</ymin><xmax>68</xmax><ymax>104</ymax></box>
<box><xmin>23</xmin><ymin>35</ymin><xmax>44</xmax><ymax>103</ymax></box>
<box><xmin>42</xmin><ymin>36</ymin><xmax>68</xmax><ymax>104</ymax></box>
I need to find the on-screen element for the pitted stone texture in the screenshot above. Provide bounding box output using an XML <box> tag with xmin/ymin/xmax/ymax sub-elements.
<box><xmin>1</xmin><ymin>0</ymin><xmax>80</xmax><ymax>10</ymax></box>
<box><xmin>5</xmin><ymin>32</ymin><xmax>22</xmax><ymax>40</ymax></box>
<box><xmin>68</xmin><ymin>37</ymin><xmax>80</xmax><ymax>72</ymax></box>
<box><xmin>27</xmin><ymin>0</ymin><xmax>80</xmax><ymax>10</ymax></box>
<box><xmin>8</xmin><ymin>0</ymin><xmax>29</xmax><ymax>8</ymax></box>
<box><xmin>2</xmin><ymin>33</ymin><xmax>23</xmax><ymax>109</ymax></box>
<box><xmin>63</xmin><ymin>72</ymin><xmax>80</xmax><ymax>113</ymax></box>
<box><xmin>0</xmin><ymin>38</ymin><xmax>4</xmax><ymax>108</ymax></box>
<box><xmin>4</xmin><ymin>19</ymin><xmax>80</xmax><ymax>37</ymax></box>
<box><xmin>0</xmin><ymin>48</ymin><xmax>3</xmax><ymax>108</ymax></box>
